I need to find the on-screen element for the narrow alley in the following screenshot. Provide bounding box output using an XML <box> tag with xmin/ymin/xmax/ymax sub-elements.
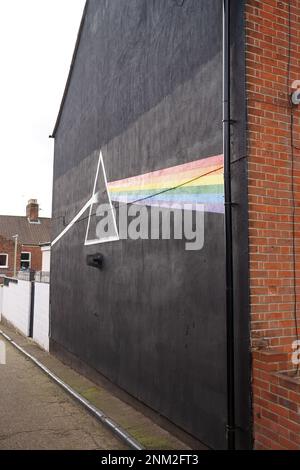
<box><xmin>0</xmin><ymin>339</ymin><xmax>127</xmax><ymax>450</ymax></box>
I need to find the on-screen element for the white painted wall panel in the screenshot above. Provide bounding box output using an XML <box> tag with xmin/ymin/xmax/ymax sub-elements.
<box><xmin>0</xmin><ymin>286</ymin><xmax>3</xmax><ymax>318</ymax></box>
<box><xmin>33</xmin><ymin>282</ymin><xmax>50</xmax><ymax>351</ymax></box>
<box><xmin>2</xmin><ymin>280</ymin><xmax>31</xmax><ymax>336</ymax></box>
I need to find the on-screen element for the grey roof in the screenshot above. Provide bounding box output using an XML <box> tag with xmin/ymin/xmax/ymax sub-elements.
<box><xmin>0</xmin><ymin>215</ymin><xmax>51</xmax><ymax>246</ymax></box>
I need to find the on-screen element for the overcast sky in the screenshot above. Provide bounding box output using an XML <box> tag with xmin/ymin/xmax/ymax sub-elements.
<box><xmin>0</xmin><ymin>0</ymin><xmax>86</xmax><ymax>217</ymax></box>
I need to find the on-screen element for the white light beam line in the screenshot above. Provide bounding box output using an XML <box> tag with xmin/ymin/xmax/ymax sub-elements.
<box><xmin>51</xmin><ymin>193</ymin><xmax>99</xmax><ymax>247</ymax></box>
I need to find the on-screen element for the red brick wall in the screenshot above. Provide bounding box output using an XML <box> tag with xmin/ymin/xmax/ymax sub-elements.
<box><xmin>0</xmin><ymin>237</ymin><xmax>43</xmax><ymax>280</ymax></box>
<box><xmin>22</xmin><ymin>245</ymin><xmax>42</xmax><ymax>272</ymax></box>
<box><xmin>246</xmin><ymin>0</ymin><xmax>300</xmax><ymax>450</ymax></box>
<box><xmin>0</xmin><ymin>235</ymin><xmax>21</xmax><ymax>279</ymax></box>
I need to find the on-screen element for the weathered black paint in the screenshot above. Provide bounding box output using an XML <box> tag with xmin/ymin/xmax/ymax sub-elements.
<box><xmin>51</xmin><ymin>0</ymin><xmax>251</xmax><ymax>449</ymax></box>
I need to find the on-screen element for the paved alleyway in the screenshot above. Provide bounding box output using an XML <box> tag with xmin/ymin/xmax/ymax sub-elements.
<box><xmin>0</xmin><ymin>339</ymin><xmax>128</xmax><ymax>450</ymax></box>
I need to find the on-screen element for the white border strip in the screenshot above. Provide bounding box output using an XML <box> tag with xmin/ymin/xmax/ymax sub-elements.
<box><xmin>0</xmin><ymin>329</ymin><xmax>143</xmax><ymax>450</ymax></box>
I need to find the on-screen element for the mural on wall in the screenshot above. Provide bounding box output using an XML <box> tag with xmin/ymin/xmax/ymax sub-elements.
<box><xmin>108</xmin><ymin>153</ymin><xmax>224</xmax><ymax>213</ymax></box>
<box><xmin>50</xmin><ymin>0</ymin><xmax>251</xmax><ymax>449</ymax></box>
<box><xmin>85</xmin><ymin>151</ymin><xmax>224</xmax><ymax>245</ymax></box>
<box><xmin>52</xmin><ymin>152</ymin><xmax>224</xmax><ymax>248</ymax></box>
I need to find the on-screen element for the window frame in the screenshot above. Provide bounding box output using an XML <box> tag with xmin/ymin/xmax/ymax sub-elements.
<box><xmin>0</xmin><ymin>253</ymin><xmax>8</xmax><ymax>268</ymax></box>
<box><xmin>20</xmin><ymin>251</ymin><xmax>31</xmax><ymax>270</ymax></box>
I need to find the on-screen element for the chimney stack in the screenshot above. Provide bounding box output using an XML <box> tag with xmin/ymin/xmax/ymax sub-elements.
<box><xmin>26</xmin><ymin>199</ymin><xmax>39</xmax><ymax>223</ymax></box>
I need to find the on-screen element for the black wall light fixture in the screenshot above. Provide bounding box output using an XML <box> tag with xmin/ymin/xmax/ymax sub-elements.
<box><xmin>86</xmin><ymin>253</ymin><xmax>104</xmax><ymax>269</ymax></box>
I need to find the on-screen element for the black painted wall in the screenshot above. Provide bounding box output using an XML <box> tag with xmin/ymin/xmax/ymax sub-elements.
<box><xmin>51</xmin><ymin>0</ymin><xmax>251</xmax><ymax>449</ymax></box>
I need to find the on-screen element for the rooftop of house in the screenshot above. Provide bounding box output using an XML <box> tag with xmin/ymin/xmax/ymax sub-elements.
<box><xmin>0</xmin><ymin>200</ymin><xmax>51</xmax><ymax>246</ymax></box>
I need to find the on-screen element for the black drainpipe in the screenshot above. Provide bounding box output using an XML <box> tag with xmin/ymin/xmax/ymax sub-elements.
<box><xmin>223</xmin><ymin>0</ymin><xmax>236</xmax><ymax>450</ymax></box>
<box><xmin>29</xmin><ymin>271</ymin><xmax>35</xmax><ymax>338</ymax></box>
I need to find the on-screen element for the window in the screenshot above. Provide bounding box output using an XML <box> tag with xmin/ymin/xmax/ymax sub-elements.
<box><xmin>0</xmin><ymin>254</ymin><xmax>8</xmax><ymax>268</ymax></box>
<box><xmin>21</xmin><ymin>252</ymin><xmax>31</xmax><ymax>270</ymax></box>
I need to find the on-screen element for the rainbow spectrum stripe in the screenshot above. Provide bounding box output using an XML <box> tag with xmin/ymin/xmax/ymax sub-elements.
<box><xmin>107</xmin><ymin>154</ymin><xmax>224</xmax><ymax>214</ymax></box>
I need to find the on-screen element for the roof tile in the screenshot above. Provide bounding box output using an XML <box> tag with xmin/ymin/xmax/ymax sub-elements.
<box><xmin>0</xmin><ymin>216</ymin><xmax>51</xmax><ymax>245</ymax></box>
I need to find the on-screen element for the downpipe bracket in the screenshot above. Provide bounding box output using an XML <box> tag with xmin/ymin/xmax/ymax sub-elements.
<box><xmin>224</xmin><ymin>201</ymin><xmax>238</xmax><ymax>207</ymax></box>
<box><xmin>222</xmin><ymin>119</ymin><xmax>237</xmax><ymax>124</ymax></box>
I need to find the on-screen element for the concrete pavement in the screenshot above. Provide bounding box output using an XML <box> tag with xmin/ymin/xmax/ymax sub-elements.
<box><xmin>0</xmin><ymin>322</ymin><xmax>202</xmax><ymax>450</ymax></box>
<box><xmin>0</xmin><ymin>339</ymin><xmax>128</xmax><ymax>450</ymax></box>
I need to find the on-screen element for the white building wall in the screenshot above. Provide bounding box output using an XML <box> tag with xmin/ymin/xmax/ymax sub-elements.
<box><xmin>32</xmin><ymin>282</ymin><xmax>50</xmax><ymax>351</ymax></box>
<box><xmin>0</xmin><ymin>285</ymin><xmax>3</xmax><ymax>317</ymax></box>
<box><xmin>2</xmin><ymin>280</ymin><xmax>31</xmax><ymax>336</ymax></box>
<box><xmin>41</xmin><ymin>246</ymin><xmax>51</xmax><ymax>272</ymax></box>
